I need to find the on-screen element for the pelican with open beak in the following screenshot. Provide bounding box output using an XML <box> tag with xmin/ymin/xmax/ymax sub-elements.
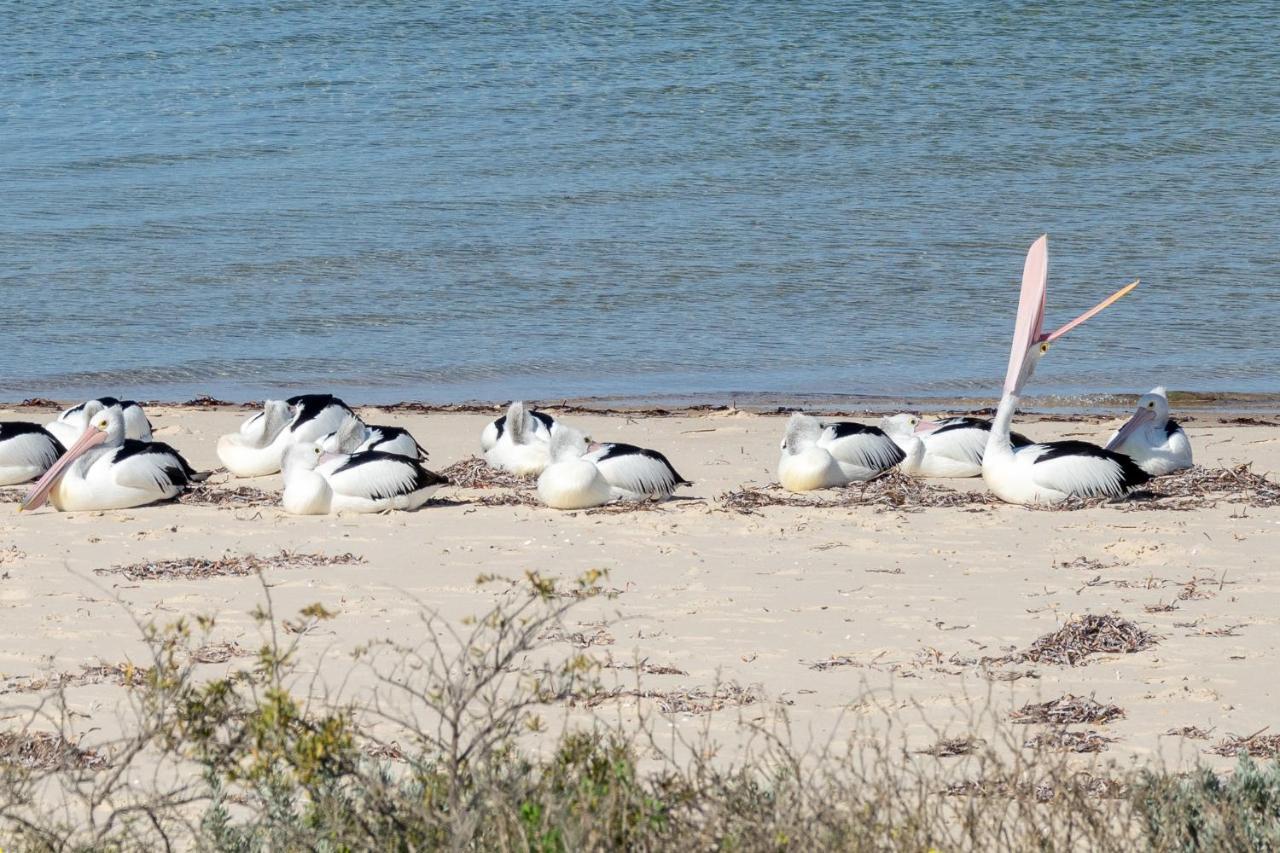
<box><xmin>21</xmin><ymin>407</ymin><xmax>204</xmax><ymax>512</ymax></box>
<box><xmin>981</xmin><ymin>236</ymin><xmax>1149</xmax><ymax>505</ymax></box>
<box><xmin>1105</xmin><ymin>387</ymin><xmax>1192</xmax><ymax>476</ymax></box>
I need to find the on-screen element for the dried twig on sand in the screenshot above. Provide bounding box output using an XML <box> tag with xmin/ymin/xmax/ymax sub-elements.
<box><xmin>179</xmin><ymin>484</ymin><xmax>278</xmax><ymax>508</ymax></box>
<box><xmin>718</xmin><ymin>472</ymin><xmax>994</xmax><ymax>514</ymax></box>
<box><xmin>944</xmin><ymin>773</ymin><xmax>1128</xmax><ymax>801</ymax></box>
<box><xmin>1</xmin><ymin>662</ymin><xmax>150</xmax><ymax>695</ymax></box>
<box><xmin>1023</xmin><ymin>730</ymin><xmax>1116</xmax><ymax>753</ymax></box>
<box><xmin>190</xmin><ymin>642</ymin><xmax>253</xmax><ymax>664</ymax></box>
<box><xmin>1010</xmin><ymin>695</ymin><xmax>1124</xmax><ymax>726</ymax></box>
<box><xmin>1164</xmin><ymin>726</ymin><xmax>1213</xmax><ymax>740</ymax></box>
<box><xmin>96</xmin><ymin>551</ymin><xmax>364</xmax><ymax>582</ymax></box>
<box><xmin>917</xmin><ymin>736</ymin><xmax>982</xmax><ymax>757</ymax></box>
<box><xmin>1005</xmin><ymin>614</ymin><xmax>1157</xmax><ymax>666</ymax></box>
<box><xmin>439</xmin><ymin>457</ymin><xmax>533</xmax><ymax>489</ymax></box>
<box><xmin>1207</xmin><ymin>730</ymin><xmax>1280</xmax><ymax>758</ymax></box>
<box><xmin>1149</xmin><ymin>464</ymin><xmax>1280</xmax><ymax>507</ymax></box>
<box><xmin>0</xmin><ymin>732</ymin><xmax>107</xmax><ymax>770</ymax></box>
<box><xmin>574</xmin><ymin>683</ymin><xmax>759</xmax><ymax>715</ymax></box>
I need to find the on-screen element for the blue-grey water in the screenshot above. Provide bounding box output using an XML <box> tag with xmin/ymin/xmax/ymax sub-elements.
<box><xmin>2</xmin><ymin>2</ymin><xmax>1277</xmax><ymax>405</ymax></box>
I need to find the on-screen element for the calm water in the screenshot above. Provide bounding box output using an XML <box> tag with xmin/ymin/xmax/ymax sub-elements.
<box><xmin>2</xmin><ymin>2</ymin><xmax>1277</xmax><ymax>405</ymax></box>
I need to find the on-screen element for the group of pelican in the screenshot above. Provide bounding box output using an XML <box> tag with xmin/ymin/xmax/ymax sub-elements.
<box><xmin>4</xmin><ymin>236</ymin><xmax>1192</xmax><ymax>513</ymax></box>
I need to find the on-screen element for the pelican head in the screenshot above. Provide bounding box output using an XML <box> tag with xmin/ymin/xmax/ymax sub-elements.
<box><xmin>22</xmin><ymin>407</ymin><xmax>124</xmax><ymax>511</ymax></box>
<box><xmin>549</xmin><ymin>427</ymin><xmax>591</xmax><ymax>463</ymax></box>
<box><xmin>780</xmin><ymin>413</ymin><xmax>824</xmax><ymax>455</ymax></box>
<box><xmin>1109</xmin><ymin>386</ymin><xmax>1171</xmax><ymax>448</ymax></box>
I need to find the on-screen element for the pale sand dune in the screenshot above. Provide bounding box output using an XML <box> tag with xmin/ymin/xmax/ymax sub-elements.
<box><xmin>1</xmin><ymin>405</ymin><xmax>1277</xmax><ymax>773</ymax></box>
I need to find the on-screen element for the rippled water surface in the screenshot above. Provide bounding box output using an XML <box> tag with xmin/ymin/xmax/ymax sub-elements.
<box><xmin>2</xmin><ymin>2</ymin><xmax>1277</xmax><ymax>404</ymax></box>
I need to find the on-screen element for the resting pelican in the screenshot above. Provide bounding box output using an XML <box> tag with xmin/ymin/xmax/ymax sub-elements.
<box><xmin>21</xmin><ymin>407</ymin><xmax>204</xmax><ymax>512</ymax></box>
<box><xmin>0</xmin><ymin>423</ymin><xmax>65</xmax><ymax>485</ymax></box>
<box><xmin>583</xmin><ymin>441</ymin><xmax>691</xmax><ymax>500</ymax></box>
<box><xmin>484</xmin><ymin>401</ymin><xmax>553</xmax><ymax>476</ymax></box>
<box><xmin>1105</xmin><ymin>387</ymin><xmax>1192</xmax><ymax>476</ymax></box>
<box><xmin>778</xmin><ymin>413</ymin><xmax>904</xmax><ymax>492</ymax></box>
<box><xmin>480</xmin><ymin>407</ymin><xmax>558</xmax><ymax>453</ymax></box>
<box><xmin>281</xmin><ymin>443</ymin><xmax>448</xmax><ymax>515</ymax></box>
<box><xmin>880</xmin><ymin>414</ymin><xmax>1032</xmax><ymax>478</ymax></box>
<box><xmin>982</xmin><ymin>236</ymin><xmax>1149</xmax><ymax>505</ymax></box>
<box><xmin>47</xmin><ymin>398</ymin><xmax>152</xmax><ymax>446</ymax></box>
<box><xmin>537</xmin><ymin>428</ymin><xmax>612</xmax><ymax>509</ymax></box>
<box><xmin>318</xmin><ymin>418</ymin><xmax>428</xmax><ymax>460</ymax></box>
<box><xmin>217</xmin><ymin>394</ymin><xmax>358</xmax><ymax>477</ymax></box>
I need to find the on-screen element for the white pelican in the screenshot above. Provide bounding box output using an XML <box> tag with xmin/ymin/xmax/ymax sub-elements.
<box><xmin>281</xmin><ymin>443</ymin><xmax>448</xmax><ymax>515</ymax></box>
<box><xmin>1105</xmin><ymin>387</ymin><xmax>1192</xmax><ymax>476</ymax></box>
<box><xmin>480</xmin><ymin>407</ymin><xmax>558</xmax><ymax>453</ymax></box>
<box><xmin>20</xmin><ymin>407</ymin><xmax>204</xmax><ymax>512</ymax></box>
<box><xmin>880</xmin><ymin>414</ymin><xmax>1032</xmax><ymax>478</ymax></box>
<box><xmin>537</xmin><ymin>428</ymin><xmax>612</xmax><ymax>509</ymax></box>
<box><xmin>982</xmin><ymin>236</ymin><xmax>1149</xmax><ymax>505</ymax></box>
<box><xmin>777</xmin><ymin>413</ymin><xmax>904</xmax><ymax>492</ymax></box>
<box><xmin>0</xmin><ymin>423</ymin><xmax>66</xmax><ymax>485</ymax></box>
<box><xmin>217</xmin><ymin>394</ymin><xmax>358</xmax><ymax>478</ymax></box>
<box><xmin>318</xmin><ymin>418</ymin><xmax>428</xmax><ymax>460</ymax></box>
<box><xmin>484</xmin><ymin>401</ymin><xmax>553</xmax><ymax>476</ymax></box>
<box><xmin>584</xmin><ymin>442</ymin><xmax>691</xmax><ymax>500</ymax></box>
<box><xmin>47</xmin><ymin>397</ymin><xmax>152</xmax><ymax>447</ymax></box>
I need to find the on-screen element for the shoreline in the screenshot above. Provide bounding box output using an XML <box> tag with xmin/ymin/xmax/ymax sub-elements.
<box><xmin>6</xmin><ymin>389</ymin><xmax>1280</xmax><ymax>419</ymax></box>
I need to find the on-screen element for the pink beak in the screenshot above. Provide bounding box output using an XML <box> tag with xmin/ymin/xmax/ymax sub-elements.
<box><xmin>1003</xmin><ymin>235</ymin><xmax>1139</xmax><ymax>395</ymax></box>
<box><xmin>21</xmin><ymin>426</ymin><xmax>109</xmax><ymax>511</ymax></box>
<box><xmin>914</xmin><ymin>419</ymin><xmax>941</xmax><ymax>435</ymax></box>
<box><xmin>1105</xmin><ymin>407</ymin><xmax>1156</xmax><ymax>451</ymax></box>
<box><xmin>318</xmin><ymin>451</ymin><xmax>345</xmax><ymax>465</ymax></box>
<box><xmin>587</xmin><ymin>441</ymin><xmax>604</xmax><ymax>453</ymax></box>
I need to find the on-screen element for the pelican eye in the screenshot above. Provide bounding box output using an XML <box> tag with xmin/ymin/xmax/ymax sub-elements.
<box><xmin>1039</xmin><ymin>342</ymin><xmax>1050</xmax><ymax>354</ymax></box>
<box><xmin>314</xmin><ymin>446</ymin><xmax>322</xmax><ymax>454</ymax></box>
<box><xmin>96</xmin><ymin>420</ymin><xmax>108</xmax><ymax>430</ymax></box>
<box><xmin>1147</xmin><ymin>401</ymin><xmax>1155</xmax><ymax>408</ymax></box>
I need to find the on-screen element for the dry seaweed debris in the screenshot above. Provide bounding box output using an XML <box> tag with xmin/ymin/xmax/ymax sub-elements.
<box><xmin>1005</xmin><ymin>614</ymin><xmax>1157</xmax><ymax>667</ymax></box>
<box><xmin>1</xmin><ymin>662</ymin><xmax>151</xmax><ymax>695</ymax></box>
<box><xmin>944</xmin><ymin>773</ymin><xmax>1127</xmax><ymax>801</ymax></box>
<box><xmin>574</xmin><ymin>684</ymin><xmax>759</xmax><ymax>715</ymax></box>
<box><xmin>917</xmin><ymin>736</ymin><xmax>982</xmax><ymax>757</ymax></box>
<box><xmin>1023</xmin><ymin>729</ymin><xmax>1116</xmax><ymax>754</ymax></box>
<box><xmin>0</xmin><ymin>488</ymin><xmax>23</xmax><ymax>503</ymax></box>
<box><xmin>439</xmin><ymin>456</ymin><xmax>534</xmax><ymax>489</ymax></box>
<box><xmin>179</xmin><ymin>483</ymin><xmax>278</xmax><ymax>508</ymax></box>
<box><xmin>96</xmin><ymin>551</ymin><xmax>365</xmax><ymax>582</ymax></box>
<box><xmin>190</xmin><ymin>642</ymin><xmax>253</xmax><ymax>664</ymax></box>
<box><xmin>1010</xmin><ymin>695</ymin><xmax>1125</xmax><ymax>726</ymax></box>
<box><xmin>1207</xmin><ymin>730</ymin><xmax>1280</xmax><ymax>758</ymax></box>
<box><xmin>1150</xmin><ymin>464</ymin><xmax>1280</xmax><ymax>507</ymax></box>
<box><xmin>0</xmin><ymin>731</ymin><xmax>107</xmax><ymax>771</ymax></box>
<box><xmin>718</xmin><ymin>472</ymin><xmax>994</xmax><ymax>515</ymax></box>
<box><xmin>1164</xmin><ymin>726</ymin><xmax>1213</xmax><ymax>740</ymax></box>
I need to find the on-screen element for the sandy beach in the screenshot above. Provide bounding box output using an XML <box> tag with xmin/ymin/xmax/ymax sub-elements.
<box><xmin>1</xmin><ymin>401</ymin><xmax>1276</xmax><ymax>786</ymax></box>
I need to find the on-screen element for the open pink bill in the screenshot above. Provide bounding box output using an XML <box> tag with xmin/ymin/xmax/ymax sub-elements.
<box><xmin>1002</xmin><ymin>235</ymin><xmax>1139</xmax><ymax>395</ymax></box>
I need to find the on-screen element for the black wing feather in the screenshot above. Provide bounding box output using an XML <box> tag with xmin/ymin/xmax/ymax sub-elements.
<box><xmin>286</xmin><ymin>394</ymin><xmax>354</xmax><ymax>431</ymax></box>
<box><xmin>1033</xmin><ymin>440</ymin><xmax>1150</xmax><ymax>490</ymax></box>
<box><xmin>595</xmin><ymin>442</ymin><xmax>691</xmax><ymax>485</ymax></box>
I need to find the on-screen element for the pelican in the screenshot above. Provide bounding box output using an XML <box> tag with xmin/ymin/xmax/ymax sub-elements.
<box><xmin>318</xmin><ymin>418</ymin><xmax>428</xmax><ymax>460</ymax></box>
<box><xmin>0</xmin><ymin>423</ymin><xmax>65</xmax><ymax>485</ymax></box>
<box><xmin>47</xmin><ymin>398</ymin><xmax>152</xmax><ymax>447</ymax></box>
<box><xmin>484</xmin><ymin>401</ymin><xmax>553</xmax><ymax>476</ymax></box>
<box><xmin>480</xmin><ymin>407</ymin><xmax>558</xmax><ymax>453</ymax></box>
<box><xmin>777</xmin><ymin>413</ymin><xmax>904</xmax><ymax>492</ymax></box>
<box><xmin>584</xmin><ymin>442</ymin><xmax>691</xmax><ymax>500</ymax></box>
<box><xmin>982</xmin><ymin>236</ymin><xmax>1149</xmax><ymax>505</ymax></box>
<box><xmin>880</xmin><ymin>414</ymin><xmax>1032</xmax><ymax>478</ymax></box>
<box><xmin>20</xmin><ymin>407</ymin><xmax>204</xmax><ymax>512</ymax></box>
<box><xmin>537</xmin><ymin>428</ymin><xmax>612</xmax><ymax>509</ymax></box>
<box><xmin>1105</xmin><ymin>387</ymin><xmax>1192</xmax><ymax>476</ymax></box>
<box><xmin>217</xmin><ymin>394</ymin><xmax>358</xmax><ymax>478</ymax></box>
<box><xmin>281</xmin><ymin>443</ymin><xmax>448</xmax><ymax>514</ymax></box>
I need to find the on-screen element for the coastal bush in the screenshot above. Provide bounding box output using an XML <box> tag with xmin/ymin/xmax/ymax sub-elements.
<box><xmin>0</xmin><ymin>572</ymin><xmax>1275</xmax><ymax>851</ymax></box>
